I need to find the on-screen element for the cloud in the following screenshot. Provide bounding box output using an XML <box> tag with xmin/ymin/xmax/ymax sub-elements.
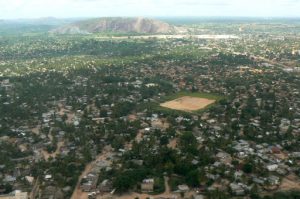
<box><xmin>0</xmin><ymin>0</ymin><xmax>300</xmax><ymax>19</ymax></box>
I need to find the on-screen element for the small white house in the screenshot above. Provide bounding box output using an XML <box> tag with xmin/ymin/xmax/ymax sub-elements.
<box><xmin>267</xmin><ymin>164</ymin><xmax>278</xmax><ymax>172</ymax></box>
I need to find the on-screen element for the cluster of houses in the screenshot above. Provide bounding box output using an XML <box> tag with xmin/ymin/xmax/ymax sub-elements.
<box><xmin>0</xmin><ymin>79</ymin><xmax>13</xmax><ymax>92</ymax></box>
<box><xmin>0</xmin><ymin>190</ymin><xmax>28</xmax><ymax>199</ymax></box>
<box><xmin>81</xmin><ymin>173</ymin><xmax>99</xmax><ymax>192</ymax></box>
<box><xmin>1</xmin><ymin>31</ymin><xmax>300</xmax><ymax>199</ymax></box>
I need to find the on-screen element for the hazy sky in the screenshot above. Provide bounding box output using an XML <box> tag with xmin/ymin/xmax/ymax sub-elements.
<box><xmin>1</xmin><ymin>0</ymin><xmax>300</xmax><ymax>19</ymax></box>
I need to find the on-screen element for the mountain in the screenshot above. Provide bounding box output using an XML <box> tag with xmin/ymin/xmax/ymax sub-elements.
<box><xmin>51</xmin><ymin>17</ymin><xmax>176</xmax><ymax>34</ymax></box>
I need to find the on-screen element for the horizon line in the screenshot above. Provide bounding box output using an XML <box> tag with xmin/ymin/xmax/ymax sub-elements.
<box><xmin>1</xmin><ymin>16</ymin><xmax>300</xmax><ymax>21</ymax></box>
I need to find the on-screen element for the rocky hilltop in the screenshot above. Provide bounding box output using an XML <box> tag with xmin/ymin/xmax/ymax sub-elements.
<box><xmin>51</xmin><ymin>17</ymin><xmax>175</xmax><ymax>34</ymax></box>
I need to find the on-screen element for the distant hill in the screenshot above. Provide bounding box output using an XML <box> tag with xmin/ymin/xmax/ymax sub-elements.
<box><xmin>51</xmin><ymin>17</ymin><xmax>176</xmax><ymax>34</ymax></box>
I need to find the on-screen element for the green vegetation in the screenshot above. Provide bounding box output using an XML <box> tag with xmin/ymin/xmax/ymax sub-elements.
<box><xmin>0</xmin><ymin>19</ymin><xmax>300</xmax><ymax>199</ymax></box>
<box><xmin>161</xmin><ymin>91</ymin><xmax>223</xmax><ymax>101</ymax></box>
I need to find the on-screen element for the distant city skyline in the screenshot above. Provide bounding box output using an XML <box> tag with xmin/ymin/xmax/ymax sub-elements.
<box><xmin>1</xmin><ymin>0</ymin><xmax>300</xmax><ymax>19</ymax></box>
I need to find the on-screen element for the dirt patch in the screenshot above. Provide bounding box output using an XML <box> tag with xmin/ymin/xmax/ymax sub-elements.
<box><xmin>168</xmin><ymin>139</ymin><xmax>178</xmax><ymax>149</ymax></box>
<box><xmin>160</xmin><ymin>96</ymin><xmax>215</xmax><ymax>112</ymax></box>
<box><xmin>41</xmin><ymin>141</ymin><xmax>64</xmax><ymax>161</ymax></box>
<box><xmin>135</xmin><ymin>130</ymin><xmax>143</xmax><ymax>143</ymax></box>
<box><xmin>31</xmin><ymin>126</ymin><xmax>40</xmax><ymax>135</ymax></box>
<box><xmin>279</xmin><ymin>174</ymin><xmax>300</xmax><ymax>191</ymax></box>
<box><xmin>128</xmin><ymin>114</ymin><xmax>137</xmax><ymax>121</ymax></box>
<box><xmin>151</xmin><ymin>119</ymin><xmax>169</xmax><ymax>130</ymax></box>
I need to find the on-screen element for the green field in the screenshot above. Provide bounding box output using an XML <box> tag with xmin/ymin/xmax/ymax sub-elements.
<box><xmin>160</xmin><ymin>91</ymin><xmax>223</xmax><ymax>102</ymax></box>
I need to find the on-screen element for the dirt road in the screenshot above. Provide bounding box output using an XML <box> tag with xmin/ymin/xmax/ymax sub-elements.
<box><xmin>71</xmin><ymin>146</ymin><xmax>113</xmax><ymax>199</ymax></box>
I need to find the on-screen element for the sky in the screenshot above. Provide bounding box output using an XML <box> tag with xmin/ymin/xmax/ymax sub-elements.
<box><xmin>1</xmin><ymin>0</ymin><xmax>300</xmax><ymax>19</ymax></box>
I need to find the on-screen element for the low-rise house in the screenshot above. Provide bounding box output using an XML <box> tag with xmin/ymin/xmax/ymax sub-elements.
<box><xmin>3</xmin><ymin>175</ymin><xmax>16</xmax><ymax>183</ymax></box>
<box><xmin>177</xmin><ymin>184</ymin><xmax>189</xmax><ymax>192</ymax></box>
<box><xmin>99</xmin><ymin>179</ymin><xmax>113</xmax><ymax>192</ymax></box>
<box><xmin>44</xmin><ymin>175</ymin><xmax>52</xmax><ymax>181</ymax></box>
<box><xmin>25</xmin><ymin>176</ymin><xmax>34</xmax><ymax>185</ymax></box>
<box><xmin>192</xmin><ymin>159</ymin><xmax>199</xmax><ymax>165</ymax></box>
<box><xmin>230</xmin><ymin>183</ymin><xmax>245</xmax><ymax>196</ymax></box>
<box><xmin>216</xmin><ymin>151</ymin><xmax>232</xmax><ymax>164</ymax></box>
<box><xmin>193</xmin><ymin>194</ymin><xmax>204</xmax><ymax>199</ymax></box>
<box><xmin>131</xmin><ymin>159</ymin><xmax>143</xmax><ymax>166</ymax></box>
<box><xmin>0</xmin><ymin>190</ymin><xmax>28</xmax><ymax>199</ymax></box>
<box><xmin>141</xmin><ymin>179</ymin><xmax>154</xmax><ymax>193</ymax></box>
<box><xmin>271</xmin><ymin>147</ymin><xmax>281</xmax><ymax>154</ymax></box>
<box><xmin>291</xmin><ymin>152</ymin><xmax>300</xmax><ymax>158</ymax></box>
<box><xmin>206</xmin><ymin>174</ymin><xmax>220</xmax><ymax>181</ymax></box>
<box><xmin>268</xmin><ymin>175</ymin><xmax>280</xmax><ymax>186</ymax></box>
<box><xmin>80</xmin><ymin>173</ymin><xmax>99</xmax><ymax>192</ymax></box>
<box><xmin>267</xmin><ymin>164</ymin><xmax>278</xmax><ymax>172</ymax></box>
<box><xmin>234</xmin><ymin>171</ymin><xmax>244</xmax><ymax>180</ymax></box>
<box><xmin>276</xmin><ymin>168</ymin><xmax>288</xmax><ymax>176</ymax></box>
<box><xmin>253</xmin><ymin>177</ymin><xmax>265</xmax><ymax>185</ymax></box>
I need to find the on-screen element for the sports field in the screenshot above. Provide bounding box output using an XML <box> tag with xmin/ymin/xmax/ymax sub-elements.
<box><xmin>160</xmin><ymin>96</ymin><xmax>216</xmax><ymax>112</ymax></box>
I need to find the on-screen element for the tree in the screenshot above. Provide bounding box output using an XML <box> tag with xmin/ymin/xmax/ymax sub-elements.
<box><xmin>113</xmin><ymin>173</ymin><xmax>133</xmax><ymax>193</ymax></box>
<box><xmin>186</xmin><ymin>170</ymin><xmax>200</xmax><ymax>187</ymax></box>
<box><xmin>243</xmin><ymin>162</ymin><xmax>253</xmax><ymax>174</ymax></box>
<box><xmin>179</xmin><ymin>131</ymin><xmax>198</xmax><ymax>155</ymax></box>
<box><xmin>113</xmin><ymin>102</ymin><xmax>135</xmax><ymax>118</ymax></box>
<box><xmin>207</xmin><ymin>189</ymin><xmax>230</xmax><ymax>199</ymax></box>
<box><xmin>160</xmin><ymin>136</ymin><xmax>169</xmax><ymax>145</ymax></box>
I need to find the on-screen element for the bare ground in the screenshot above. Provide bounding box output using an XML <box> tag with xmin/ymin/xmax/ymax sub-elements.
<box><xmin>135</xmin><ymin>130</ymin><xmax>143</xmax><ymax>143</ymax></box>
<box><xmin>41</xmin><ymin>141</ymin><xmax>64</xmax><ymax>161</ymax></box>
<box><xmin>151</xmin><ymin>118</ymin><xmax>170</xmax><ymax>130</ymax></box>
<box><xmin>279</xmin><ymin>174</ymin><xmax>300</xmax><ymax>191</ymax></box>
<box><xmin>97</xmin><ymin>176</ymin><xmax>192</xmax><ymax>199</ymax></box>
<box><xmin>160</xmin><ymin>96</ymin><xmax>215</xmax><ymax>112</ymax></box>
<box><xmin>71</xmin><ymin>146</ymin><xmax>113</xmax><ymax>199</ymax></box>
<box><xmin>168</xmin><ymin>139</ymin><xmax>178</xmax><ymax>149</ymax></box>
<box><xmin>31</xmin><ymin>126</ymin><xmax>40</xmax><ymax>135</ymax></box>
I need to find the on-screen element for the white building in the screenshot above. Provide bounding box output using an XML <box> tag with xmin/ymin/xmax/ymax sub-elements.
<box><xmin>267</xmin><ymin>164</ymin><xmax>278</xmax><ymax>172</ymax></box>
<box><xmin>0</xmin><ymin>191</ymin><xmax>28</xmax><ymax>199</ymax></box>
